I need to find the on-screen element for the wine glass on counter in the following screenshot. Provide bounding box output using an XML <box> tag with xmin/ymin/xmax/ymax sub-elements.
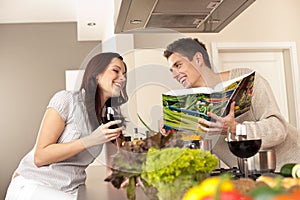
<box><xmin>227</xmin><ymin>124</ymin><xmax>262</xmax><ymax>178</ymax></box>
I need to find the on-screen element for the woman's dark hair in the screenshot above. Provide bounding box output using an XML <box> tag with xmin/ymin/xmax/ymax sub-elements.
<box><xmin>163</xmin><ymin>38</ymin><xmax>212</xmax><ymax>68</ymax></box>
<box><xmin>80</xmin><ymin>52</ymin><xmax>128</xmax><ymax>130</ymax></box>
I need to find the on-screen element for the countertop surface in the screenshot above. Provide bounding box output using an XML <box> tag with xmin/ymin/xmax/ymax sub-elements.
<box><xmin>78</xmin><ymin>165</ymin><xmax>149</xmax><ymax>200</ymax></box>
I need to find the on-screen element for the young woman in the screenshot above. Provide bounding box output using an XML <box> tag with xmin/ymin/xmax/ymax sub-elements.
<box><xmin>5</xmin><ymin>52</ymin><xmax>128</xmax><ymax>200</ymax></box>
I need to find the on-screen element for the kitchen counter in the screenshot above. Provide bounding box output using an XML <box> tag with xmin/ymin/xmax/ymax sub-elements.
<box><xmin>78</xmin><ymin>165</ymin><xmax>149</xmax><ymax>200</ymax></box>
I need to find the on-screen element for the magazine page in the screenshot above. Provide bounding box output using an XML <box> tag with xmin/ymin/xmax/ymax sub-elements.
<box><xmin>214</xmin><ymin>71</ymin><xmax>255</xmax><ymax>91</ymax></box>
<box><xmin>222</xmin><ymin>71</ymin><xmax>255</xmax><ymax>117</ymax></box>
<box><xmin>164</xmin><ymin>86</ymin><xmax>214</xmax><ymax>96</ymax></box>
<box><xmin>162</xmin><ymin>71</ymin><xmax>255</xmax><ymax>133</ymax></box>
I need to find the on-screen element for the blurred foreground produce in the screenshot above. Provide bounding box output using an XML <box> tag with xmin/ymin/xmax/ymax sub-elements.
<box><xmin>182</xmin><ymin>174</ymin><xmax>300</xmax><ymax>200</ymax></box>
<box><xmin>256</xmin><ymin>175</ymin><xmax>300</xmax><ymax>190</ymax></box>
<box><xmin>249</xmin><ymin>175</ymin><xmax>300</xmax><ymax>200</ymax></box>
<box><xmin>272</xmin><ymin>187</ymin><xmax>300</xmax><ymax>200</ymax></box>
<box><xmin>231</xmin><ymin>178</ymin><xmax>256</xmax><ymax>195</ymax></box>
<box><xmin>183</xmin><ymin>175</ymin><xmax>252</xmax><ymax>200</ymax></box>
<box><xmin>248</xmin><ymin>176</ymin><xmax>285</xmax><ymax>200</ymax></box>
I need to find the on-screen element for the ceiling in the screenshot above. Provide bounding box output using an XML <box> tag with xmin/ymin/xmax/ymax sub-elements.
<box><xmin>0</xmin><ymin>0</ymin><xmax>118</xmax><ymax>41</ymax></box>
<box><xmin>0</xmin><ymin>0</ymin><xmax>256</xmax><ymax>40</ymax></box>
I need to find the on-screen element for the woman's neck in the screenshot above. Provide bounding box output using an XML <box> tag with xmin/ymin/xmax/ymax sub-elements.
<box><xmin>100</xmin><ymin>91</ymin><xmax>109</xmax><ymax>110</ymax></box>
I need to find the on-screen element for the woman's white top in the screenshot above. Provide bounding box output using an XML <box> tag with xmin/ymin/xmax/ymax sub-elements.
<box><xmin>16</xmin><ymin>90</ymin><xmax>102</xmax><ymax>193</ymax></box>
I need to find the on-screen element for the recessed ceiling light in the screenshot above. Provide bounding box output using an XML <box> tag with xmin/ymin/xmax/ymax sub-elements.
<box><xmin>87</xmin><ymin>22</ymin><xmax>96</xmax><ymax>26</ymax></box>
<box><xmin>207</xmin><ymin>19</ymin><xmax>221</xmax><ymax>24</ymax></box>
<box><xmin>207</xmin><ymin>1</ymin><xmax>221</xmax><ymax>9</ymax></box>
<box><xmin>129</xmin><ymin>19</ymin><xmax>142</xmax><ymax>25</ymax></box>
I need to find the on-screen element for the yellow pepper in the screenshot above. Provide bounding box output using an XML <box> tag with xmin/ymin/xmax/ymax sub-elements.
<box><xmin>182</xmin><ymin>176</ymin><xmax>234</xmax><ymax>200</ymax></box>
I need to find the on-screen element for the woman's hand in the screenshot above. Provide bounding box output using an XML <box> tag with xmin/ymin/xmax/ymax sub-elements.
<box><xmin>34</xmin><ymin>108</ymin><xmax>123</xmax><ymax>167</ymax></box>
<box><xmin>80</xmin><ymin>120</ymin><xmax>124</xmax><ymax>148</ymax></box>
<box><xmin>198</xmin><ymin>102</ymin><xmax>238</xmax><ymax>135</ymax></box>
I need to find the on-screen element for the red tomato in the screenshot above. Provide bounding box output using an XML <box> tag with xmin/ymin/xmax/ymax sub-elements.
<box><xmin>202</xmin><ymin>190</ymin><xmax>253</xmax><ymax>200</ymax></box>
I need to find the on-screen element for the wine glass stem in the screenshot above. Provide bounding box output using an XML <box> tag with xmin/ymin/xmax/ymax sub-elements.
<box><xmin>243</xmin><ymin>158</ymin><xmax>248</xmax><ymax>178</ymax></box>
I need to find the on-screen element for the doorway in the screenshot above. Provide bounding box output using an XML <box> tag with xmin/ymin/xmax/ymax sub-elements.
<box><xmin>211</xmin><ymin>42</ymin><xmax>300</xmax><ymax>128</ymax></box>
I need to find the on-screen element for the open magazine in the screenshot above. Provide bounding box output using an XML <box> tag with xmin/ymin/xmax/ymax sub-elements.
<box><xmin>162</xmin><ymin>71</ymin><xmax>255</xmax><ymax>133</ymax></box>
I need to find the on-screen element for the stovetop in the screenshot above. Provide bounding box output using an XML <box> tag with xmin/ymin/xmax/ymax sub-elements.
<box><xmin>209</xmin><ymin>167</ymin><xmax>278</xmax><ymax>180</ymax></box>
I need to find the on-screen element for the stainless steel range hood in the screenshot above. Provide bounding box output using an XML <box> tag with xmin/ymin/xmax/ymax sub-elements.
<box><xmin>115</xmin><ymin>0</ymin><xmax>255</xmax><ymax>33</ymax></box>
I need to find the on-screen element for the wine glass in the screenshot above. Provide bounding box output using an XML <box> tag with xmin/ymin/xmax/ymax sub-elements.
<box><xmin>226</xmin><ymin>127</ymin><xmax>262</xmax><ymax>178</ymax></box>
<box><xmin>102</xmin><ymin>106</ymin><xmax>124</xmax><ymax>156</ymax></box>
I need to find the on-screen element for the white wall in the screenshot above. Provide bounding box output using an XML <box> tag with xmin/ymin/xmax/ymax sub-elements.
<box><xmin>0</xmin><ymin>22</ymin><xmax>99</xmax><ymax>199</ymax></box>
<box><xmin>129</xmin><ymin>0</ymin><xmax>300</xmax><ymax>132</ymax></box>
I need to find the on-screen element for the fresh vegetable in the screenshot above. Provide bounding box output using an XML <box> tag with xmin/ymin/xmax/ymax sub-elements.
<box><xmin>126</xmin><ymin>176</ymin><xmax>136</xmax><ymax>200</ymax></box>
<box><xmin>280</xmin><ymin>163</ymin><xmax>300</xmax><ymax>178</ymax></box>
<box><xmin>248</xmin><ymin>176</ymin><xmax>285</xmax><ymax>200</ymax></box>
<box><xmin>183</xmin><ymin>175</ymin><xmax>253</xmax><ymax>200</ymax></box>
<box><xmin>256</xmin><ymin>175</ymin><xmax>300</xmax><ymax>191</ymax></box>
<box><xmin>248</xmin><ymin>185</ymin><xmax>284</xmax><ymax>200</ymax></box>
<box><xmin>181</xmin><ymin>185</ymin><xmax>204</xmax><ymax>200</ymax></box>
<box><xmin>273</xmin><ymin>187</ymin><xmax>300</xmax><ymax>200</ymax></box>
<box><xmin>292</xmin><ymin>164</ymin><xmax>300</xmax><ymax>178</ymax></box>
<box><xmin>141</xmin><ymin>147</ymin><xmax>219</xmax><ymax>200</ymax></box>
<box><xmin>104</xmin><ymin>130</ymin><xmax>183</xmax><ymax>200</ymax></box>
<box><xmin>182</xmin><ymin>176</ymin><xmax>234</xmax><ymax>200</ymax></box>
<box><xmin>202</xmin><ymin>190</ymin><xmax>253</xmax><ymax>200</ymax></box>
<box><xmin>280</xmin><ymin>163</ymin><xmax>296</xmax><ymax>177</ymax></box>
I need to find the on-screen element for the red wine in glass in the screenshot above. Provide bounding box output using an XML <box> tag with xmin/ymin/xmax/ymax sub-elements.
<box><xmin>227</xmin><ymin>139</ymin><xmax>262</xmax><ymax>158</ymax></box>
<box><xmin>102</xmin><ymin>106</ymin><xmax>124</xmax><ymax>156</ymax></box>
<box><xmin>227</xmin><ymin>139</ymin><xmax>261</xmax><ymax>178</ymax></box>
<box><xmin>102</xmin><ymin>107</ymin><xmax>124</xmax><ymax>129</ymax></box>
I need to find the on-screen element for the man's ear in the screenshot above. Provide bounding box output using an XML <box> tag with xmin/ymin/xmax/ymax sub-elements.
<box><xmin>194</xmin><ymin>52</ymin><xmax>204</xmax><ymax>65</ymax></box>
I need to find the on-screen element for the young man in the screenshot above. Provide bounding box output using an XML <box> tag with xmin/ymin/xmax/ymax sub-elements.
<box><xmin>163</xmin><ymin>38</ymin><xmax>299</xmax><ymax>169</ymax></box>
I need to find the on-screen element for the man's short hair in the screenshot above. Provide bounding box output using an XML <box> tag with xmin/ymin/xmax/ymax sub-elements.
<box><xmin>163</xmin><ymin>38</ymin><xmax>212</xmax><ymax>68</ymax></box>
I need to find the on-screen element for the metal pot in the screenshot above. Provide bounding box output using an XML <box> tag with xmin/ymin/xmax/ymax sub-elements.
<box><xmin>237</xmin><ymin>148</ymin><xmax>276</xmax><ymax>173</ymax></box>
